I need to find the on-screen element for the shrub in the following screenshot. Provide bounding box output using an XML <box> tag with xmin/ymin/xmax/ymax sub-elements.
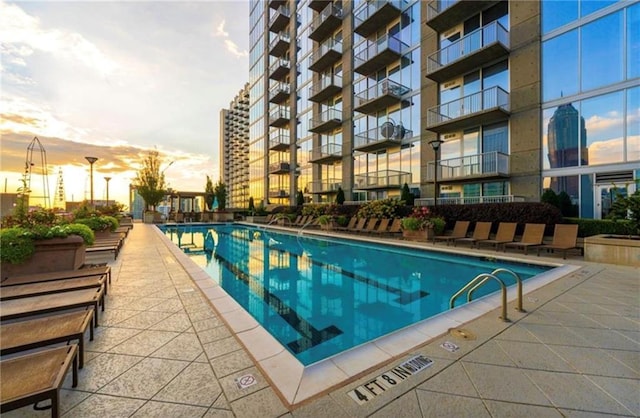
<box><xmin>564</xmin><ymin>217</ymin><xmax>635</xmax><ymax>237</ymax></box>
<box><xmin>357</xmin><ymin>198</ymin><xmax>403</xmax><ymax>219</ymax></box>
<box><xmin>335</xmin><ymin>187</ymin><xmax>345</xmax><ymax>205</ymax></box>
<box><xmin>74</xmin><ymin>215</ymin><xmax>119</xmax><ymax>232</ymax></box>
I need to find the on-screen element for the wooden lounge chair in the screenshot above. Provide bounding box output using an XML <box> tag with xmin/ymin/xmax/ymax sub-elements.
<box><xmin>1</xmin><ymin>266</ymin><xmax>110</xmax><ymax>291</ymax></box>
<box><xmin>86</xmin><ymin>244</ymin><xmax>119</xmax><ymax>260</ymax></box>
<box><xmin>386</xmin><ymin>218</ymin><xmax>403</xmax><ymax>236</ymax></box>
<box><xmin>361</xmin><ymin>218</ymin><xmax>379</xmax><ymax>233</ymax></box>
<box><xmin>292</xmin><ymin>215</ymin><xmax>303</xmax><ymax>225</ymax></box>
<box><xmin>369</xmin><ymin>218</ymin><xmax>390</xmax><ymax>235</ymax></box>
<box><xmin>0</xmin><ymin>345</ymin><xmax>79</xmax><ymax>417</ymax></box>
<box><xmin>433</xmin><ymin>221</ymin><xmax>470</xmax><ymax>245</ymax></box>
<box><xmin>1</xmin><ymin>310</ymin><xmax>94</xmax><ymax>368</ymax></box>
<box><xmin>454</xmin><ymin>222</ymin><xmax>492</xmax><ymax>247</ymax></box>
<box><xmin>0</xmin><ymin>287</ymin><xmax>104</xmax><ymax>328</ymax></box>
<box><xmin>503</xmin><ymin>223</ymin><xmax>546</xmax><ymax>254</ymax></box>
<box><xmin>475</xmin><ymin>222</ymin><xmax>517</xmax><ymax>251</ymax></box>
<box><xmin>336</xmin><ymin>217</ymin><xmax>357</xmax><ymax>231</ymax></box>
<box><xmin>536</xmin><ymin>224</ymin><xmax>580</xmax><ymax>259</ymax></box>
<box><xmin>348</xmin><ymin>218</ymin><xmax>367</xmax><ymax>233</ymax></box>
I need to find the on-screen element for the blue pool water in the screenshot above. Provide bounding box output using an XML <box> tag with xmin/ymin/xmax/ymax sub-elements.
<box><xmin>159</xmin><ymin>224</ymin><xmax>553</xmax><ymax>365</ymax></box>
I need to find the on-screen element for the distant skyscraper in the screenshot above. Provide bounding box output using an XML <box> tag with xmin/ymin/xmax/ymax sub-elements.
<box><xmin>547</xmin><ymin>103</ymin><xmax>587</xmax><ymax>196</ymax></box>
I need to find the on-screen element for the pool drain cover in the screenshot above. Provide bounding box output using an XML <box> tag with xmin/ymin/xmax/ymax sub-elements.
<box><xmin>449</xmin><ymin>328</ymin><xmax>476</xmax><ymax>340</ymax></box>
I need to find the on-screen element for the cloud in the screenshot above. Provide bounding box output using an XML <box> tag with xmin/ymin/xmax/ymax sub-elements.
<box><xmin>224</xmin><ymin>39</ymin><xmax>248</xmax><ymax>58</ymax></box>
<box><xmin>215</xmin><ymin>20</ymin><xmax>229</xmax><ymax>38</ymax></box>
<box><xmin>213</xmin><ymin>17</ymin><xmax>247</xmax><ymax>58</ymax></box>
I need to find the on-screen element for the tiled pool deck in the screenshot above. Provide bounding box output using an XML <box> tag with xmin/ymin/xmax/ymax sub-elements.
<box><xmin>5</xmin><ymin>223</ymin><xmax>638</xmax><ymax>417</ymax></box>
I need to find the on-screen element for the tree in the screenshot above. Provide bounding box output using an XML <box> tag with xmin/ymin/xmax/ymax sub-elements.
<box><xmin>335</xmin><ymin>187</ymin><xmax>345</xmax><ymax>205</ymax></box>
<box><xmin>541</xmin><ymin>188</ymin><xmax>559</xmax><ymax>208</ymax></box>
<box><xmin>557</xmin><ymin>191</ymin><xmax>575</xmax><ymax>217</ymax></box>
<box><xmin>205</xmin><ymin>176</ymin><xmax>215</xmax><ymax>211</ymax></box>
<box><xmin>248</xmin><ymin>197</ymin><xmax>255</xmax><ymax>214</ymax></box>
<box><xmin>214</xmin><ymin>181</ymin><xmax>227</xmax><ymax>212</ymax></box>
<box><xmin>133</xmin><ymin>150</ymin><xmax>167</xmax><ymax>211</ymax></box>
<box><xmin>296</xmin><ymin>190</ymin><xmax>304</xmax><ymax>206</ymax></box>
<box><xmin>400</xmin><ymin>183</ymin><xmax>414</xmax><ymax>206</ymax></box>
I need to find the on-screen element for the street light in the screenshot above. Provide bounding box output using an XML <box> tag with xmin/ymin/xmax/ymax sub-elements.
<box><xmin>104</xmin><ymin>176</ymin><xmax>112</xmax><ymax>205</ymax></box>
<box><xmin>428</xmin><ymin>139</ymin><xmax>444</xmax><ymax>207</ymax></box>
<box><xmin>85</xmin><ymin>156</ymin><xmax>98</xmax><ymax>207</ymax></box>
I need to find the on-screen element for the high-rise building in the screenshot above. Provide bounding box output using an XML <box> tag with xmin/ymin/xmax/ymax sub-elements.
<box><xmin>244</xmin><ymin>0</ymin><xmax>639</xmax><ymax>218</ymax></box>
<box><xmin>220</xmin><ymin>83</ymin><xmax>250</xmax><ymax>209</ymax></box>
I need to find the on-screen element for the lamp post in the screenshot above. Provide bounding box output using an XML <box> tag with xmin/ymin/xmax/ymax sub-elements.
<box><xmin>104</xmin><ymin>176</ymin><xmax>112</xmax><ymax>205</ymax></box>
<box><xmin>428</xmin><ymin>139</ymin><xmax>444</xmax><ymax>207</ymax></box>
<box><xmin>85</xmin><ymin>156</ymin><xmax>98</xmax><ymax>207</ymax></box>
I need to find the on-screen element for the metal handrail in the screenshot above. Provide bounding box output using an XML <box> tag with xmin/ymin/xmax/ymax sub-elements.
<box><xmin>489</xmin><ymin>268</ymin><xmax>524</xmax><ymax>312</ymax></box>
<box><xmin>450</xmin><ymin>273</ymin><xmax>509</xmax><ymax>322</ymax></box>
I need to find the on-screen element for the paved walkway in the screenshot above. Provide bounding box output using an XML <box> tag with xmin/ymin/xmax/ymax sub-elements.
<box><xmin>5</xmin><ymin>224</ymin><xmax>638</xmax><ymax>417</ymax></box>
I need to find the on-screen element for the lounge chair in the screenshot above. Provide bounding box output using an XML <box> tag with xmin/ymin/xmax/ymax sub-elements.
<box><xmin>503</xmin><ymin>223</ymin><xmax>546</xmax><ymax>254</ymax></box>
<box><xmin>433</xmin><ymin>221</ymin><xmax>470</xmax><ymax>245</ymax></box>
<box><xmin>475</xmin><ymin>222</ymin><xmax>517</xmax><ymax>251</ymax></box>
<box><xmin>454</xmin><ymin>222</ymin><xmax>492</xmax><ymax>247</ymax></box>
<box><xmin>1</xmin><ymin>310</ymin><xmax>94</xmax><ymax>368</ymax></box>
<box><xmin>369</xmin><ymin>218</ymin><xmax>390</xmax><ymax>235</ymax></box>
<box><xmin>292</xmin><ymin>215</ymin><xmax>303</xmax><ymax>225</ymax></box>
<box><xmin>361</xmin><ymin>218</ymin><xmax>379</xmax><ymax>233</ymax></box>
<box><xmin>336</xmin><ymin>217</ymin><xmax>357</xmax><ymax>232</ymax></box>
<box><xmin>348</xmin><ymin>218</ymin><xmax>367</xmax><ymax>233</ymax></box>
<box><xmin>0</xmin><ymin>287</ymin><xmax>104</xmax><ymax>328</ymax></box>
<box><xmin>1</xmin><ymin>265</ymin><xmax>111</xmax><ymax>287</ymax></box>
<box><xmin>536</xmin><ymin>224</ymin><xmax>580</xmax><ymax>259</ymax></box>
<box><xmin>386</xmin><ymin>219</ymin><xmax>403</xmax><ymax>236</ymax></box>
<box><xmin>0</xmin><ymin>345</ymin><xmax>79</xmax><ymax>417</ymax></box>
<box><xmin>86</xmin><ymin>243</ymin><xmax>119</xmax><ymax>260</ymax></box>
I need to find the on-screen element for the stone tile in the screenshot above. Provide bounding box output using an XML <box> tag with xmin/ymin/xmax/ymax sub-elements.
<box><xmin>197</xmin><ymin>325</ymin><xmax>232</xmax><ymax>344</ymax></box>
<box><xmin>494</xmin><ymin>325</ymin><xmax>539</xmax><ymax>343</ymax></box>
<box><xmin>63</xmin><ymin>394</ymin><xmax>145</xmax><ymax>417</ymax></box>
<box><xmin>63</xmin><ymin>353</ymin><xmax>143</xmax><ymax>392</ymax></box>
<box><xmin>570</xmin><ymin>327</ymin><xmax>640</xmax><ymax>351</ymax></box>
<box><xmin>98</xmin><ymin>357</ymin><xmax>189</xmax><ymax>399</ymax></box>
<box><xmin>202</xmin><ymin>408</ymin><xmax>235</xmax><ymax>418</ymax></box>
<box><xmin>151</xmin><ymin>332</ymin><xmax>203</xmax><ymax>361</ymax></box>
<box><xmin>290</xmin><ymin>397</ymin><xmax>350</xmax><ymax>418</ymax></box>
<box><xmin>519</xmin><ymin>323</ymin><xmax>589</xmax><ymax>346</ymax></box>
<box><xmin>218</xmin><ymin>366</ymin><xmax>269</xmax><ymax>402</ymax></box>
<box><xmin>86</xmin><ymin>327</ymin><xmax>142</xmax><ymax>352</ymax></box>
<box><xmin>495</xmin><ymin>340</ymin><xmax>575</xmax><ymax>372</ymax></box>
<box><xmin>460</xmin><ymin>340</ymin><xmax>518</xmax><ymax>367</ymax></box>
<box><xmin>130</xmin><ymin>401</ymin><xmax>208</xmax><ymax>418</ymax></box>
<box><xmin>212</xmin><ymin>394</ymin><xmax>232</xmax><ymax>410</ymax></box>
<box><xmin>149</xmin><ymin>312</ymin><xmax>193</xmax><ymax>332</ymax></box>
<box><xmin>369</xmin><ymin>390</ymin><xmax>422</xmax><ymax>418</ymax></box>
<box><xmin>188</xmin><ymin>307</ymin><xmax>218</xmax><ymax>322</ymax></box>
<box><xmin>108</xmin><ymin>330</ymin><xmax>180</xmax><ymax>356</ymax></box>
<box><xmin>606</xmin><ymin>349</ymin><xmax>640</xmax><ymax>374</ymax></box>
<box><xmin>549</xmin><ymin>345</ymin><xmax>639</xmax><ymax>378</ymax></box>
<box><xmin>484</xmin><ymin>400</ymin><xmax>563</xmax><ymax>417</ymax></box>
<box><xmin>230</xmin><ymin>388</ymin><xmax>289</xmax><ymax>418</ymax></box>
<box><xmin>415</xmin><ymin>390</ymin><xmax>491</xmax><ymax>417</ymax></box>
<box><xmin>147</xmin><ymin>298</ymin><xmax>185</xmax><ymax>313</ymax></box>
<box><xmin>153</xmin><ymin>362</ymin><xmax>222</xmax><ymax>407</ymax></box>
<box><xmin>115</xmin><ymin>311</ymin><xmax>173</xmax><ymax>329</ymax></box>
<box><xmin>525</xmin><ymin>369</ymin><xmax>633</xmax><ymax>415</ymax></box>
<box><xmin>100</xmin><ymin>309</ymin><xmax>140</xmax><ymax>326</ymax></box>
<box><xmin>418</xmin><ymin>362</ymin><xmax>480</xmax><ymax>397</ymax></box>
<box><xmin>210</xmin><ymin>350</ymin><xmax>255</xmax><ymax>378</ymax></box>
<box><xmin>588</xmin><ymin>375</ymin><xmax>640</xmax><ymax>416</ymax></box>
<box><xmin>203</xmin><ymin>336</ymin><xmax>242</xmax><ymax>360</ymax></box>
<box><xmin>192</xmin><ymin>316</ymin><xmax>224</xmax><ymax>332</ymax></box>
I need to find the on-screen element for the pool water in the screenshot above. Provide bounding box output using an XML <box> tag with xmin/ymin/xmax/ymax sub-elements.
<box><xmin>159</xmin><ymin>224</ymin><xmax>552</xmax><ymax>365</ymax></box>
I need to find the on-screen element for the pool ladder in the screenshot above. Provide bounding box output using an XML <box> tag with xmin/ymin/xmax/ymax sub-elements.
<box><xmin>449</xmin><ymin>268</ymin><xmax>524</xmax><ymax>322</ymax></box>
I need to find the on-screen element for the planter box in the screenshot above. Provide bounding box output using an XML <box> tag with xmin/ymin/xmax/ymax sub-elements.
<box><xmin>143</xmin><ymin>212</ymin><xmax>155</xmax><ymax>224</ymax></box>
<box><xmin>1</xmin><ymin>236</ymin><xmax>86</xmax><ymax>277</ymax></box>
<box><xmin>402</xmin><ymin>228</ymin><xmax>434</xmax><ymax>241</ymax></box>
<box><xmin>584</xmin><ymin>234</ymin><xmax>640</xmax><ymax>267</ymax></box>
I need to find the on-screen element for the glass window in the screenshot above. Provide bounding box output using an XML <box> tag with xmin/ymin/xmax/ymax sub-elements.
<box><xmin>543</xmin><ymin>29</ymin><xmax>578</xmax><ymax>101</ymax></box>
<box><xmin>543</xmin><ymin>104</ymin><xmax>582</xmax><ymax>169</ymax></box>
<box><xmin>581</xmin><ymin>11</ymin><xmax>623</xmax><ymax>92</ymax></box>
<box><xmin>628</xmin><ymin>3</ymin><xmax>640</xmax><ymax>80</ymax></box>
<box><xmin>581</xmin><ymin>90</ymin><xmax>624</xmax><ymax>165</ymax></box>
<box><xmin>542</xmin><ymin>0</ymin><xmax>577</xmax><ymax>34</ymax></box>
<box><xmin>482</xmin><ymin>181</ymin><xmax>508</xmax><ymax>196</ymax></box>
<box><xmin>482</xmin><ymin>60</ymin><xmax>508</xmax><ymax>91</ymax></box>
<box><xmin>580</xmin><ymin>174</ymin><xmax>594</xmax><ymax>218</ymax></box>
<box><xmin>482</xmin><ymin>122</ymin><xmax>508</xmax><ymax>154</ymax></box>
<box><xmin>627</xmin><ymin>87</ymin><xmax>640</xmax><ymax>162</ymax></box>
<box><xmin>463</xmin><ymin>184</ymin><xmax>481</xmax><ymax>197</ymax></box>
<box><xmin>580</xmin><ymin>0</ymin><xmax>617</xmax><ymax>17</ymax></box>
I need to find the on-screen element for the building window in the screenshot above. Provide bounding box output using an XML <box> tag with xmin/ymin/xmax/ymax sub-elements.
<box><xmin>581</xmin><ymin>11</ymin><xmax>623</xmax><ymax>92</ymax></box>
<box><xmin>542</xmin><ymin>29</ymin><xmax>578</xmax><ymax>101</ymax></box>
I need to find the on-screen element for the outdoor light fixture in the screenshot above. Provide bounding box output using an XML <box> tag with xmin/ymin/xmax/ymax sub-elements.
<box><xmin>85</xmin><ymin>156</ymin><xmax>98</xmax><ymax>207</ymax></box>
<box><xmin>104</xmin><ymin>176</ymin><xmax>112</xmax><ymax>205</ymax></box>
<box><xmin>428</xmin><ymin>139</ymin><xmax>444</xmax><ymax>207</ymax></box>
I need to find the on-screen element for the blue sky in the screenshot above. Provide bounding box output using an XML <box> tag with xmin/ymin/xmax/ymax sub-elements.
<box><xmin>0</xmin><ymin>1</ymin><xmax>249</xmax><ymax>206</ymax></box>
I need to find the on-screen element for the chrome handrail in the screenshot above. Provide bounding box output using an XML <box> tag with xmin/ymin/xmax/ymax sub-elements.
<box><xmin>450</xmin><ymin>273</ymin><xmax>509</xmax><ymax>322</ymax></box>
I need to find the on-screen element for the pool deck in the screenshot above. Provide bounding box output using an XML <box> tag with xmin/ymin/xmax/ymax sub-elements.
<box><xmin>5</xmin><ymin>223</ymin><xmax>638</xmax><ymax>417</ymax></box>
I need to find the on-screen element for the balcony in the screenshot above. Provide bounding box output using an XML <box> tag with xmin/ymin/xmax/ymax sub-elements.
<box><xmin>269</xmin><ymin>58</ymin><xmax>291</xmax><ymax>80</ymax></box>
<box><xmin>269</xmin><ymin>32</ymin><xmax>290</xmax><ymax>57</ymax></box>
<box><xmin>354</xmin><ymin>34</ymin><xmax>407</xmax><ymax>75</ymax></box>
<box><xmin>269</xmin><ymin>82</ymin><xmax>290</xmax><ymax>104</ymax></box>
<box><xmin>308</xmin><ymin>178</ymin><xmax>342</xmax><ymax>194</ymax></box>
<box><xmin>309</xmin><ymin>74</ymin><xmax>342</xmax><ymax>103</ymax></box>
<box><xmin>309</xmin><ymin>108</ymin><xmax>342</xmax><ymax>134</ymax></box>
<box><xmin>426</xmin><ymin>21</ymin><xmax>509</xmax><ymax>82</ymax></box>
<box><xmin>269</xmin><ymin>0</ymin><xmax>286</xmax><ymax>9</ymax></box>
<box><xmin>268</xmin><ymin>106</ymin><xmax>291</xmax><ymax>128</ymax></box>
<box><xmin>415</xmin><ymin>195</ymin><xmax>524</xmax><ymax>206</ymax></box>
<box><xmin>269</xmin><ymin>188</ymin><xmax>290</xmax><ymax>198</ymax></box>
<box><xmin>426</xmin><ymin>86</ymin><xmax>509</xmax><ymax>133</ymax></box>
<box><xmin>308</xmin><ymin>38</ymin><xmax>342</xmax><ymax>72</ymax></box>
<box><xmin>269</xmin><ymin>130</ymin><xmax>290</xmax><ymax>151</ymax></box>
<box><xmin>426</xmin><ymin>151</ymin><xmax>510</xmax><ymax>183</ymax></box>
<box><xmin>354</xmin><ymin>170</ymin><xmax>411</xmax><ymax>190</ymax></box>
<box><xmin>309</xmin><ymin>143</ymin><xmax>342</xmax><ymax>164</ymax></box>
<box><xmin>354</xmin><ymin>79</ymin><xmax>411</xmax><ymax>114</ymax></box>
<box><xmin>426</xmin><ymin>0</ymin><xmax>499</xmax><ymax>32</ymax></box>
<box><xmin>269</xmin><ymin>6</ymin><xmax>291</xmax><ymax>33</ymax></box>
<box><xmin>269</xmin><ymin>161</ymin><xmax>290</xmax><ymax>174</ymax></box>
<box><xmin>309</xmin><ymin>3</ymin><xmax>343</xmax><ymax>42</ymax></box>
<box><xmin>354</xmin><ymin>122</ymin><xmax>413</xmax><ymax>153</ymax></box>
<box><xmin>308</xmin><ymin>0</ymin><xmax>326</xmax><ymax>12</ymax></box>
<box><xmin>354</xmin><ymin>0</ymin><xmax>406</xmax><ymax>38</ymax></box>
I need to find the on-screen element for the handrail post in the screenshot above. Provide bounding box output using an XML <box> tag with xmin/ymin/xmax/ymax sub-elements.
<box><xmin>450</xmin><ymin>273</ymin><xmax>509</xmax><ymax>322</ymax></box>
<box><xmin>492</xmin><ymin>268</ymin><xmax>525</xmax><ymax>312</ymax></box>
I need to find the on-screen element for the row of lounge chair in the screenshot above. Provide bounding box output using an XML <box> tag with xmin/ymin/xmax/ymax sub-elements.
<box><xmin>0</xmin><ymin>225</ymin><xmax>130</xmax><ymax>416</ymax></box>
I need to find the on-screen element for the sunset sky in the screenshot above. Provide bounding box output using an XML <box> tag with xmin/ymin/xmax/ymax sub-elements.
<box><xmin>0</xmin><ymin>1</ymin><xmax>249</xmax><ymax>207</ymax></box>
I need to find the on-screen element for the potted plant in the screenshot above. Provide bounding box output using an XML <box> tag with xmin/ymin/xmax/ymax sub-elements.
<box><xmin>74</xmin><ymin>215</ymin><xmax>119</xmax><ymax>239</ymax></box>
<box><xmin>212</xmin><ymin>180</ymin><xmax>233</xmax><ymax>222</ymax></box>
<box><xmin>400</xmin><ymin>206</ymin><xmax>445</xmax><ymax>241</ymax></box>
<box><xmin>317</xmin><ymin>214</ymin><xmax>334</xmax><ymax>230</ymax></box>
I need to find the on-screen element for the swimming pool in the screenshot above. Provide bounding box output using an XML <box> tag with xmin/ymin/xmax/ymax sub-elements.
<box><xmin>159</xmin><ymin>223</ymin><xmax>553</xmax><ymax>365</ymax></box>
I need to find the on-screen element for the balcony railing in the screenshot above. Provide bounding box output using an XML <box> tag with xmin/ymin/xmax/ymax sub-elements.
<box><xmin>354</xmin><ymin>170</ymin><xmax>411</xmax><ymax>190</ymax></box>
<box><xmin>427</xmin><ymin>21</ymin><xmax>509</xmax><ymax>81</ymax></box>
<box><xmin>309</xmin><ymin>143</ymin><xmax>342</xmax><ymax>164</ymax></box>
<box><xmin>269</xmin><ymin>130</ymin><xmax>290</xmax><ymax>151</ymax></box>
<box><xmin>268</xmin><ymin>106</ymin><xmax>291</xmax><ymax>127</ymax></box>
<box><xmin>268</xmin><ymin>161</ymin><xmax>290</xmax><ymax>174</ymax></box>
<box><xmin>309</xmin><ymin>3</ymin><xmax>343</xmax><ymax>42</ymax></box>
<box><xmin>269</xmin><ymin>58</ymin><xmax>291</xmax><ymax>80</ymax></box>
<box><xmin>426</xmin><ymin>0</ymin><xmax>497</xmax><ymax>32</ymax></box>
<box><xmin>308</xmin><ymin>179</ymin><xmax>342</xmax><ymax>194</ymax></box>
<box><xmin>269</xmin><ymin>5</ymin><xmax>291</xmax><ymax>33</ymax></box>
<box><xmin>354</xmin><ymin>0</ymin><xmax>406</xmax><ymax>38</ymax></box>
<box><xmin>308</xmin><ymin>38</ymin><xmax>342</xmax><ymax>72</ymax></box>
<box><xmin>268</xmin><ymin>0</ymin><xmax>286</xmax><ymax>9</ymax></box>
<box><xmin>309</xmin><ymin>108</ymin><xmax>342</xmax><ymax>133</ymax></box>
<box><xmin>415</xmin><ymin>195</ymin><xmax>524</xmax><ymax>206</ymax></box>
<box><xmin>354</xmin><ymin>123</ymin><xmax>413</xmax><ymax>153</ymax></box>
<box><xmin>354</xmin><ymin>33</ymin><xmax>408</xmax><ymax>75</ymax></box>
<box><xmin>268</xmin><ymin>188</ymin><xmax>290</xmax><ymax>198</ymax></box>
<box><xmin>426</xmin><ymin>86</ymin><xmax>509</xmax><ymax>132</ymax></box>
<box><xmin>309</xmin><ymin>74</ymin><xmax>342</xmax><ymax>103</ymax></box>
<box><xmin>269</xmin><ymin>31</ymin><xmax>291</xmax><ymax>57</ymax></box>
<box><xmin>426</xmin><ymin>151</ymin><xmax>509</xmax><ymax>182</ymax></box>
<box><xmin>354</xmin><ymin>79</ymin><xmax>411</xmax><ymax>114</ymax></box>
<box><xmin>268</xmin><ymin>82</ymin><xmax>290</xmax><ymax>104</ymax></box>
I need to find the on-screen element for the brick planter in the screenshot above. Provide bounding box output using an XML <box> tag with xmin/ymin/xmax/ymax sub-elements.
<box><xmin>1</xmin><ymin>235</ymin><xmax>86</xmax><ymax>277</ymax></box>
